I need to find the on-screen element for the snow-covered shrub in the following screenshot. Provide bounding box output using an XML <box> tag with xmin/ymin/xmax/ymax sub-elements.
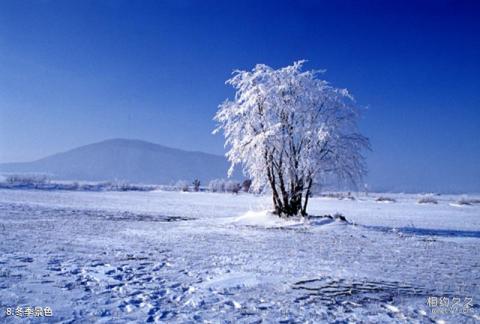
<box><xmin>78</xmin><ymin>183</ymin><xmax>101</xmax><ymax>191</ymax></box>
<box><xmin>208</xmin><ymin>179</ymin><xmax>217</xmax><ymax>192</ymax></box>
<box><xmin>376</xmin><ymin>196</ymin><xmax>396</xmax><ymax>203</ymax></box>
<box><xmin>320</xmin><ymin>192</ymin><xmax>354</xmax><ymax>200</ymax></box>
<box><xmin>62</xmin><ymin>182</ymin><xmax>80</xmax><ymax>190</ymax></box>
<box><xmin>417</xmin><ymin>197</ymin><xmax>438</xmax><ymax>204</ymax></box>
<box><xmin>107</xmin><ymin>181</ymin><xmax>127</xmax><ymax>191</ymax></box>
<box><xmin>6</xmin><ymin>174</ymin><xmax>49</xmax><ymax>185</ymax></box>
<box><xmin>175</xmin><ymin>180</ymin><xmax>190</xmax><ymax>192</ymax></box>
<box><xmin>208</xmin><ymin>179</ymin><xmax>226</xmax><ymax>192</ymax></box>
<box><xmin>456</xmin><ymin>198</ymin><xmax>480</xmax><ymax>206</ymax></box>
<box><xmin>320</xmin><ymin>192</ymin><xmax>342</xmax><ymax>199</ymax></box>
<box><xmin>106</xmin><ymin>181</ymin><xmax>152</xmax><ymax>191</ymax></box>
<box><xmin>225</xmin><ymin>180</ymin><xmax>241</xmax><ymax>194</ymax></box>
<box><xmin>2</xmin><ymin>174</ymin><xmax>51</xmax><ymax>189</ymax></box>
<box><xmin>308</xmin><ymin>213</ymin><xmax>348</xmax><ymax>222</ymax></box>
<box><xmin>192</xmin><ymin>179</ymin><xmax>201</xmax><ymax>192</ymax></box>
<box><xmin>344</xmin><ymin>192</ymin><xmax>356</xmax><ymax>201</ymax></box>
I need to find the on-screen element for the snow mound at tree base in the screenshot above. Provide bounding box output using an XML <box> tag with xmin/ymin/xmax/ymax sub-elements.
<box><xmin>232</xmin><ymin>210</ymin><xmax>349</xmax><ymax>228</ymax></box>
<box><xmin>232</xmin><ymin>210</ymin><xmax>304</xmax><ymax>227</ymax></box>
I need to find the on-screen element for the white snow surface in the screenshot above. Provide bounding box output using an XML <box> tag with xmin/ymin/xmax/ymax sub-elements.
<box><xmin>232</xmin><ymin>210</ymin><xmax>307</xmax><ymax>228</ymax></box>
<box><xmin>0</xmin><ymin>189</ymin><xmax>479</xmax><ymax>323</ymax></box>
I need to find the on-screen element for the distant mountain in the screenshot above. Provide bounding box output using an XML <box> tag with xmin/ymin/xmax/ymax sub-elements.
<box><xmin>0</xmin><ymin>139</ymin><xmax>242</xmax><ymax>184</ymax></box>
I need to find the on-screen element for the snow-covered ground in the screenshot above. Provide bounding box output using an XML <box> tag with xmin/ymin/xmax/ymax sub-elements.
<box><xmin>0</xmin><ymin>189</ymin><xmax>479</xmax><ymax>323</ymax></box>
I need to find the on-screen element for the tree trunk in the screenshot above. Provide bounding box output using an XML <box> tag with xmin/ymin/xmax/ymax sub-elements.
<box><xmin>266</xmin><ymin>154</ymin><xmax>306</xmax><ymax>217</ymax></box>
<box><xmin>271</xmin><ymin>181</ymin><xmax>303</xmax><ymax>217</ymax></box>
<box><xmin>301</xmin><ymin>177</ymin><xmax>313</xmax><ymax>216</ymax></box>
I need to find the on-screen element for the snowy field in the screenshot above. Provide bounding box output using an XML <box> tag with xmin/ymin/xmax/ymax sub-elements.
<box><xmin>0</xmin><ymin>189</ymin><xmax>479</xmax><ymax>323</ymax></box>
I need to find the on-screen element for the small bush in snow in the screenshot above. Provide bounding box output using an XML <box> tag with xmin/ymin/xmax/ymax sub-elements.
<box><xmin>345</xmin><ymin>192</ymin><xmax>356</xmax><ymax>200</ymax></box>
<box><xmin>320</xmin><ymin>192</ymin><xmax>343</xmax><ymax>199</ymax></box>
<box><xmin>308</xmin><ymin>213</ymin><xmax>348</xmax><ymax>222</ymax></box>
<box><xmin>333</xmin><ymin>213</ymin><xmax>348</xmax><ymax>222</ymax></box>
<box><xmin>208</xmin><ymin>179</ymin><xmax>226</xmax><ymax>193</ymax></box>
<box><xmin>456</xmin><ymin>198</ymin><xmax>480</xmax><ymax>206</ymax></box>
<box><xmin>376</xmin><ymin>196</ymin><xmax>396</xmax><ymax>203</ymax></box>
<box><xmin>417</xmin><ymin>197</ymin><xmax>438</xmax><ymax>204</ymax></box>
<box><xmin>192</xmin><ymin>179</ymin><xmax>201</xmax><ymax>192</ymax></box>
<box><xmin>225</xmin><ymin>180</ymin><xmax>241</xmax><ymax>194</ymax></box>
<box><xmin>175</xmin><ymin>180</ymin><xmax>190</xmax><ymax>192</ymax></box>
<box><xmin>320</xmin><ymin>192</ymin><xmax>355</xmax><ymax>200</ymax></box>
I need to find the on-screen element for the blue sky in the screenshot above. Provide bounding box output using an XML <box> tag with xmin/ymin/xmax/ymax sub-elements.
<box><xmin>1</xmin><ymin>0</ymin><xmax>479</xmax><ymax>192</ymax></box>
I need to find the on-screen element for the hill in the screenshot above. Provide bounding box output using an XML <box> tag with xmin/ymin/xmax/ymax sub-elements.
<box><xmin>0</xmin><ymin>139</ymin><xmax>241</xmax><ymax>185</ymax></box>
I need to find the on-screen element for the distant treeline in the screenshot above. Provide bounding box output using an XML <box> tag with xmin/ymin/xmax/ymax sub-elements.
<box><xmin>0</xmin><ymin>174</ymin><xmax>252</xmax><ymax>194</ymax></box>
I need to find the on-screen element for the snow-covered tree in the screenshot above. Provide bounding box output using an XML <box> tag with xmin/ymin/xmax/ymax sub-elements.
<box><xmin>208</xmin><ymin>179</ymin><xmax>226</xmax><ymax>192</ymax></box>
<box><xmin>192</xmin><ymin>179</ymin><xmax>201</xmax><ymax>192</ymax></box>
<box><xmin>225</xmin><ymin>180</ymin><xmax>241</xmax><ymax>194</ymax></box>
<box><xmin>175</xmin><ymin>180</ymin><xmax>190</xmax><ymax>192</ymax></box>
<box><xmin>214</xmin><ymin>61</ymin><xmax>369</xmax><ymax>217</ymax></box>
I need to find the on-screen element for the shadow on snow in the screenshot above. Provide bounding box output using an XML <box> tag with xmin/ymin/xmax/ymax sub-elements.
<box><xmin>364</xmin><ymin>225</ymin><xmax>480</xmax><ymax>238</ymax></box>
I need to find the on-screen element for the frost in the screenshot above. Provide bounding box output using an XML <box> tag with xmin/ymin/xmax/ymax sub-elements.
<box><xmin>214</xmin><ymin>61</ymin><xmax>369</xmax><ymax>216</ymax></box>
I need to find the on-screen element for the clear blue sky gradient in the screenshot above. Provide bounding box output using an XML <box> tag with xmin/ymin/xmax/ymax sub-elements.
<box><xmin>1</xmin><ymin>0</ymin><xmax>479</xmax><ymax>192</ymax></box>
